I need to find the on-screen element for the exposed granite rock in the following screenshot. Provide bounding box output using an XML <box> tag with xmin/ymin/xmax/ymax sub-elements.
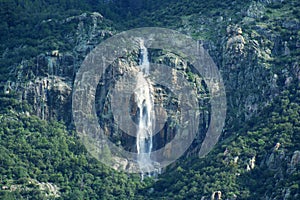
<box><xmin>226</xmin><ymin>25</ymin><xmax>245</xmax><ymax>54</ymax></box>
<box><xmin>259</xmin><ymin>0</ymin><xmax>285</xmax><ymax>4</ymax></box>
<box><xmin>288</xmin><ymin>150</ymin><xmax>300</xmax><ymax>173</ymax></box>
<box><xmin>246</xmin><ymin>1</ymin><xmax>265</xmax><ymax>19</ymax></box>
<box><xmin>5</xmin><ymin>12</ymin><xmax>114</xmax><ymax>124</ymax></box>
<box><xmin>265</xmin><ymin>150</ymin><xmax>285</xmax><ymax>171</ymax></box>
<box><xmin>96</xmin><ymin>48</ymin><xmax>209</xmax><ymax>161</ymax></box>
<box><xmin>222</xmin><ymin>24</ymin><xmax>275</xmax><ymax>125</ymax></box>
<box><xmin>211</xmin><ymin>191</ymin><xmax>222</xmax><ymax>200</ymax></box>
<box><xmin>2</xmin><ymin>179</ymin><xmax>60</xmax><ymax>198</ymax></box>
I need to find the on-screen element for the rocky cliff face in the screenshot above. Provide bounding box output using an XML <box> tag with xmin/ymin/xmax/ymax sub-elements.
<box><xmin>94</xmin><ymin>47</ymin><xmax>210</xmax><ymax>168</ymax></box>
<box><xmin>4</xmin><ymin>12</ymin><xmax>114</xmax><ymax>124</ymax></box>
<box><xmin>191</xmin><ymin>0</ymin><xmax>300</xmax><ymax>130</ymax></box>
<box><xmin>1</xmin><ymin>0</ymin><xmax>300</xmax><ymax>199</ymax></box>
<box><xmin>3</xmin><ymin>0</ymin><xmax>299</xmax><ymax>178</ymax></box>
<box><xmin>4</xmin><ymin>11</ymin><xmax>211</xmax><ymax>163</ymax></box>
<box><xmin>222</xmin><ymin>23</ymin><xmax>275</xmax><ymax>126</ymax></box>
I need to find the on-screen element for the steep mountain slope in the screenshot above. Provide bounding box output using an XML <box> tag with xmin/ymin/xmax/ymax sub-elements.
<box><xmin>0</xmin><ymin>0</ymin><xmax>299</xmax><ymax>199</ymax></box>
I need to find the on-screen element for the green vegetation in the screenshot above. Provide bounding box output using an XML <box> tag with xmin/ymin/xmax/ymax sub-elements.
<box><xmin>0</xmin><ymin>0</ymin><xmax>300</xmax><ymax>199</ymax></box>
<box><xmin>0</xmin><ymin>96</ymin><xmax>151</xmax><ymax>199</ymax></box>
<box><xmin>148</xmin><ymin>81</ymin><xmax>300</xmax><ymax>199</ymax></box>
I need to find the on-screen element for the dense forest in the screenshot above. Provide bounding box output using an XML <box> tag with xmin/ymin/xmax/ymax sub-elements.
<box><xmin>0</xmin><ymin>0</ymin><xmax>300</xmax><ymax>199</ymax></box>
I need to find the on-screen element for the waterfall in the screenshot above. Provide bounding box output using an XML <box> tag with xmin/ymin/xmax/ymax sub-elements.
<box><xmin>138</xmin><ymin>40</ymin><xmax>150</xmax><ymax>75</ymax></box>
<box><xmin>135</xmin><ymin>39</ymin><xmax>155</xmax><ymax>180</ymax></box>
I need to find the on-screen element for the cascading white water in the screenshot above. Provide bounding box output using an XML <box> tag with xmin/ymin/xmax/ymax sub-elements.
<box><xmin>135</xmin><ymin>39</ymin><xmax>155</xmax><ymax>179</ymax></box>
<box><xmin>138</xmin><ymin>40</ymin><xmax>150</xmax><ymax>75</ymax></box>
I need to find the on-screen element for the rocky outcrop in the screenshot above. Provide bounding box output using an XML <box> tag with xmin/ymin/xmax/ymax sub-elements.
<box><xmin>288</xmin><ymin>150</ymin><xmax>300</xmax><ymax>173</ymax></box>
<box><xmin>265</xmin><ymin>149</ymin><xmax>286</xmax><ymax>172</ymax></box>
<box><xmin>33</xmin><ymin>180</ymin><xmax>60</xmax><ymax>198</ymax></box>
<box><xmin>174</xmin><ymin>1</ymin><xmax>289</xmax><ymax>129</ymax></box>
<box><xmin>211</xmin><ymin>191</ymin><xmax>222</xmax><ymax>200</ymax></box>
<box><xmin>226</xmin><ymin>27</ymin><xmax>245</xmax><ymax>54</ymax></box>
<box><xmin>259</xmin><ymin>0</ymin><xmax>285</xmax><ymax>4</ymax></box>
<box><xmin>259</xmin><ymin>148</ymin><xmax>300</xmax><ymax>199</ymax></box>
<box><xmin>1</xmin><ymin>179</ymin><xmax>60</xmax><ymax>198</ymax></box>
<box><xmin>97</xmin><ymin>48</ymin><xmax>209</xmax><ymax>162</ymax></box>
<box><xmin>4</xmin><ymin>12</ymin><xmax>114</xmax><ymax>124</ymax></box>
<box><xmin>222</xmin><ymin>24</ymin><xmax>273</xmax><ymax>124</ymax></box>
<box><xmin>246</xmin><ymin>1</ymin><xmax>266</xmax><ymax>19</ymax></box>
<box><xmin>246</xmin><ymin>156</ymin><xmax>256</xmax><ymax>171</ymax></box>
<box><xmin>2</xmin><ymin>1</ymin><xmax>298</xmax><ymax>183</ymax></box>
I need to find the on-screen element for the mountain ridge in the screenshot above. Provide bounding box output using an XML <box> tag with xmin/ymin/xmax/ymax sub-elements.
<box><xmin>0</xmin><ymin>0</ymin><xmax>299</xmax><ymax>199</ymax></box>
